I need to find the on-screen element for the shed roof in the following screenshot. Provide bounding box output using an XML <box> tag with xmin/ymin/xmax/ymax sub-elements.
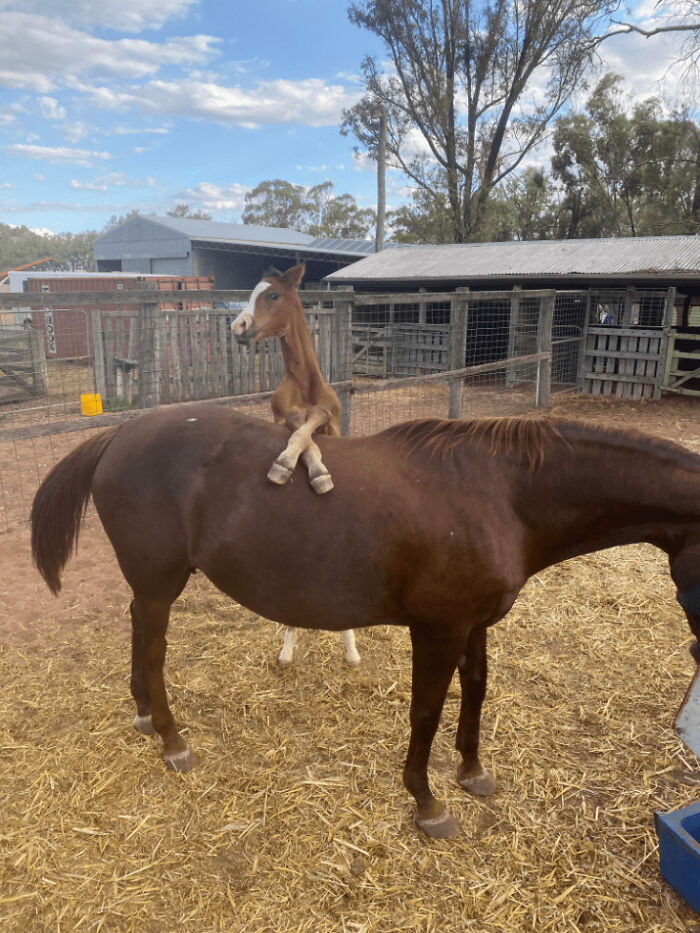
<box><xmin>326</xmin><ymin>235</ymin><xmax>700</xmax><ymax>284</ymax></box>
<box><xmin>95</xmin><ymin>215</ymin><xmax>376</xmax><ymax>259</ymax></box>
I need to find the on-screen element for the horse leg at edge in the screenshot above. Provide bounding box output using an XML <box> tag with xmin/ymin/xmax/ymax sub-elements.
<box><xmin>456</xmin><ymin>625</ymin><xmax>496</xmax><ymax>796</ymax></box>
<box><xmin>134</xmin><ymin>593</ymin><xmax>197</xmax><ymax>772</ymax></box>
<box><xmin>404</xmin><ymin>624</ymin><xmax>465</xmax><ymax>839</ymax></box>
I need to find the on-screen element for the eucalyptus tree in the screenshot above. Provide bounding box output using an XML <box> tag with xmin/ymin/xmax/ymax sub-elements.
<box><xmin>344</xmin><ymin>0</ymin><xmax>621</xmax><ymax>242</ymax></box>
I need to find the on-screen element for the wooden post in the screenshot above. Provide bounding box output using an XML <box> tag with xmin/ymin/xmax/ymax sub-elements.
<box><xmin>506</xmin><ymin>284</ymin><xmax>522</xmax><ymax>388</ymax></box>
<box><xmin>535</xmin><ymin>291</ymin><xmax>554</xmax><ymax>408</ymax></box>
<box><xmin>25</xmin><ymin>319</ymin><xmax>47</xmax><ymax>396</ymax></box>
<box><xmin>448</xmin><ymin>288</ymin><xmax>469</xmax><ymax>418</ymax></box>
<box><xmin>137</xmin><ymin>299</ymin><xmax>160</xmax><ymax>408</ymax></box>
<box><xmin>334</xmin><ymin>289</ymin><xmax>354</xmax><ymax>435</ymax></box>
<box><xmin>90</xmin><ymin>309</ymin><xmax>106</xmax><ymax>397</ymax></box>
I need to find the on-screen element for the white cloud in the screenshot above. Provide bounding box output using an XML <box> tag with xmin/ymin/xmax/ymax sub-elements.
<box><xmin>5</xmin><ymin>143</ymin><xmax>111</xmax><ymax>166</ymax></box>
<box><xmin>181</xmin><ymin>182</ymin><xmax>250</xmax><ymax>212</ymax></box>
<box><xmin>0</xmin><ymin>0</ymin><xmax>199</xmax><ymax>34</ymax></box>
<box><xmin>39</xmin><ymin>97</ymin><xmax>66</xmax><ymax>120</ymax></box>
<box><xmin>62</xmin><ymin>122</ymin><xmax>90</xmax><ymax>143</ymax></box>
<box><xmin>81</xmin><ymin>77</ymin><xmax>361</xmax><ymax>127</ymax></box>
<box><xmin>0</xmin><ymin>12</ymin><xmax>217</xmax><ymax>92</ymax></box>
<box><xmin>0</xmin><ymin>182</ymin><xmax>15</xmax><ymax>189</ymax></box>
<box><xmin>112</xmin><ymin>123</ymin><xmax>173</xmax><ymax>136</ymax></box>
<box><xmin>70</xmin><ymin>172</ymin><xmax>157</xmax><ymax>190</ymax></box>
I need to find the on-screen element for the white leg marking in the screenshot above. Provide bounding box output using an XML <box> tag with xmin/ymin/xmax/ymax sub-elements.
<box><xmin>279</xmin><ymin>627</ymin><xmax>297</xmax><ymax>665</ymax></box>
<box><xmin>342</xmin><ymin>629</ymin><xmax>360</xmax><ymax>665</ymax></box>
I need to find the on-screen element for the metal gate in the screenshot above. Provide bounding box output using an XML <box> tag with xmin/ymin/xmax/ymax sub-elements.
<box><xmin>0</xmin><ymin>322</ymin><xmax>47</xmax><ymax>403</ymax></box>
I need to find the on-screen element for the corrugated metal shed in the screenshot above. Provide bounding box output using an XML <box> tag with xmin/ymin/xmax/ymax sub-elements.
<box><xmin>327</xmin><ymin>236</ymin><xmax>700</xmax><ymax>285</ymax></box>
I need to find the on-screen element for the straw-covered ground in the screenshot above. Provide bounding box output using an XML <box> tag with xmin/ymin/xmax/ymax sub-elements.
<box><xmin>1</xmin><ymin>393</ymin><xmax>699</xmax><ymax>931</ymax></box>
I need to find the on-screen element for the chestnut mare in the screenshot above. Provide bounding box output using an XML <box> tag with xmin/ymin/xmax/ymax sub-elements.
<box><xmin>232</xmin><ymin>263</ymin><xmax>359</xmax><ymax>666</ymax></box>
<box><xmin>31</xmin><ymin>407</ymin><xmax>700</xmax><ymax>838</ymax></box>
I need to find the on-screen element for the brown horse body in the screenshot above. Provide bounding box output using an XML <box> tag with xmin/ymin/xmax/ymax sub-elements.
<box><xmin>232</xmin><ymin>263</ymin><xmax>358</xmax><ymax>663</ymax></box>
<box><xmin>31</xmin><ymin>406</ymin><xmax>700</xmax><ymax>838</ymax></box>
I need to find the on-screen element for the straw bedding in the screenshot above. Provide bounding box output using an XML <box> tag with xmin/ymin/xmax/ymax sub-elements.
<box><xmin>1</xmin><ymin>545</ymin><xmax>699</xmax><ymax>931</ymax></box>
<box><xmin>1</xmin><ymin>394</ymin><xmax>699</xmax><ymax>931</ymax></box>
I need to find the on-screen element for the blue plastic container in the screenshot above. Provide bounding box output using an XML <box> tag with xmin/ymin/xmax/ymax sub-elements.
<box><xmin>655</xmin><ymin>800</ymin><xmax>700</xmax><ymax>914</ymax></box>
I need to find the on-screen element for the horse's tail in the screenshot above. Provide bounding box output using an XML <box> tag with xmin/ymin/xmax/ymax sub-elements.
<box><xmin>31</xmin><ymin>426</ymin><xmax>120</xmax><ymax>595</ymax></box>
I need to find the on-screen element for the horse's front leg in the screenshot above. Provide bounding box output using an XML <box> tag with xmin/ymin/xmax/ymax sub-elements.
<box><xmin>268</xmin><ymin>407</ymin><xmax>333</xmax><ymax>493</ymax></box>
<box><xmin>404</xmin><ymin>623</ymin><xmax>465</xmax><ymax>838</ymax></box>
<box><xmin>455</xmin><ymin>625</ymin><xmax>496</xmax><ymax>796</ymax></box>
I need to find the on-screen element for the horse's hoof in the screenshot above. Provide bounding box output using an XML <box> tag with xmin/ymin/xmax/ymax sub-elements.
<box><xmin>345</xmin><ymin>654</ymin><xmax>361</xmax><ymax>666</ymax></box>
<box><xmin>458</xmin><ymin>766</ymin><xmax>496</xmax><ymax>796</ymax></box>
<box><xmin>268</xmin><ymin>461</ymin><xmax>293</xmax><ymax>485</ymax></box>
<box><xmin>278</xmin><ymin>652</ymin><xmax>294</xmax><ymax>666</ymax></box>
<box><xmin>133</xmin><ymin>713</ymin><xmax>154</xmax><ymax>736</ymax></box>
<box><xmin>163</xmin><ymin>745</ymin><xmax>198</xmax><ymax>773</ymax></box>
<box><xmin>310</xmin><ymin>472</ymin><xmax>334</xmax><ymax>494</ymax></box>
<box><xmin>413</xmin><ymin>809</ymin><xmax>460</xmax><ymax>839</ymax></box>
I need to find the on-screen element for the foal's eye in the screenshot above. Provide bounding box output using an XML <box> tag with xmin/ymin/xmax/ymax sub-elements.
<box><xmin>268</xmin><ymin>291</ymin><xmax>279</xmax><ymax>301</ymax></box>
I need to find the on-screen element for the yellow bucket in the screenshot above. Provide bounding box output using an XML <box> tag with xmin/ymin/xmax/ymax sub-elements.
<box><xmin>80</xmin><ymin>393</ymin><xmax>103</xmax><ymax>416</ymax></box>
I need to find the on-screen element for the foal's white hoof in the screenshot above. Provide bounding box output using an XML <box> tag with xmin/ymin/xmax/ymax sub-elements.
<box><xmin>133</xmin><ymin>713</ymin><xmax>154</xmax><ymax>736</ymax></box>
<box><xmin>278</xmin><ymin>652</ymin><xmax>294</xmax><ymax>666</ymax></box>
<box><xmin>163</xmin><ymin>745</ymin><xmax>198</xmax><ymax>772</ymax></box>
<box><xmin>268</xmin><ymin>461</ymin><xmax>293</xmax><ymax>485</ymax></box>
<box><xmin>310</xmin><ymin>472</ymin><xmax>334</xmax><ymax>494</ymax></box>
<box><xmin>345</xmin><ymin>654</ymin><xmax>361</xmax><ymax>666</ymax></box>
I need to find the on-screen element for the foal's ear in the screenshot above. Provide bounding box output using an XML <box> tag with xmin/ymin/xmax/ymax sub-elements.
<box><xmin>280</xmin><ymin>262</ymin><xmax>305</xmax><ymax>289</ymax></box>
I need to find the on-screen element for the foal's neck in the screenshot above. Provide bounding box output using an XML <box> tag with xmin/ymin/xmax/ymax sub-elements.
<box><xmin>280</xmin><ymin>302</ymin><xmax>326</xmax><ymax>400</ymax></box>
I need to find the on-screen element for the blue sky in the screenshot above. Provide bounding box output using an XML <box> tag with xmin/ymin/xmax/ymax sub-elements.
<box><xmin>0</xmin><ymin>0</ymin><xmax>695</xmax><ymax>236</ymax></box>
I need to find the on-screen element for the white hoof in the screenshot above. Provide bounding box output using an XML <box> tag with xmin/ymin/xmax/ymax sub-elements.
<box><xmin>268</xmin><ymin>461</ymin><xmax>293</xmax><ymax>485</ymax></box>
<box><xmin>278</xmin><ymin>650</ymin><xmax>294</xmax><ymax>666</ymax></box>
<box><xmin>310</xmin><ymin>472</ymin><xmax>334</xmax><ymax>494</ymax></box>
<box><xmin>163</xmin><ymin>745</ymin><xmax>198</xmax><ymax>772</ymax></box>
<box><xmin>133</xmin><ymin>713</ymin><xmax>154</xmax><ymax>735</ymax></box>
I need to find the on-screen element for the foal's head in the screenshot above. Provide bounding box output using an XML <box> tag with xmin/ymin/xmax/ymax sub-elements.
<box><xmin>232</xmin><ymin>263</ymin><xmax>306</xmax><ymax>345</ymax></box>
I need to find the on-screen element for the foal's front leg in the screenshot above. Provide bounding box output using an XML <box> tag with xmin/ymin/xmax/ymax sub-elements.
<box><xmin>404</xmin><ymin>624</ymin><xmax>465</xmax><ymax>838</ymax></box>
<box><xmin>268</xmin><ymin>407</ymin><xmax>333</xmax><ymax>493</ymax></box>
<box><xmin>456</xmin><ymin>625</ymin><xmax>496</xmax><ymax>796</ymax></box>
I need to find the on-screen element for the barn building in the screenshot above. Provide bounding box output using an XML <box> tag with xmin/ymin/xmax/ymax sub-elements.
<box><xmin>327</xmin><ymin>235</ymin><xmax>700</xmax><ymax>397</ymax></box>
<box><xmin>93</xmin><ymin>214</ymin><xmax>375</xmax><ymax>288</ymax></box>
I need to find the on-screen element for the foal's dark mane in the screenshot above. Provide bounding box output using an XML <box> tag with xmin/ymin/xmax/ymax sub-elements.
<box><xmin>380</xmin><ymin>416</ymin><xmax>700</xmax><ymax>472</ymax></box>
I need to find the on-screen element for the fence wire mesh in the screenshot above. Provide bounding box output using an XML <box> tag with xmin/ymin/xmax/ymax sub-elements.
<box><xmin>1</xmin><ymin>284</ymin><xmax>676</xmax><ymax>532</ymax></box>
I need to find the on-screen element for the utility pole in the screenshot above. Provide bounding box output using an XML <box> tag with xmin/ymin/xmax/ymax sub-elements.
<box><xmin>375</xmin><ymin>108</ymin><xmax>386</xmax><ymax>253</ymax></box>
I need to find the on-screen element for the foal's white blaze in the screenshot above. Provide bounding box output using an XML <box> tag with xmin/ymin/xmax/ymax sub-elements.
<box><xmin>231</xmin><ymin>280</ymin><xmax>271</xmax><ymax>336</ymax></box>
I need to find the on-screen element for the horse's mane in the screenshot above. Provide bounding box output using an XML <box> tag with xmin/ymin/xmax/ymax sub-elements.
<box><xmin>380</xmin><ymin>416</ymin><xmax>700</xmax><ymax>472</ymax></box>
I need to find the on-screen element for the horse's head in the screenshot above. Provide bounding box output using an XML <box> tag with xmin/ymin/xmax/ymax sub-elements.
<box><xmin>232</xmin><ymin>263</ymin><xmax>306</xmax><ymax>345</ymax></box>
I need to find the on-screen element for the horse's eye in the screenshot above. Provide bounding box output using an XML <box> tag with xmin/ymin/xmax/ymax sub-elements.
<box><xmin>268</xmin><ymin>292</ymin><xmax>279</xmax><ymax>301</ymax></box>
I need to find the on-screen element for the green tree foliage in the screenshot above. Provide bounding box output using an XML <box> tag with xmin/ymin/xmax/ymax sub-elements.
<box><xmin>166</xmin><ymin>204</ymin><xmax>213</xmax><ymax>220</ymax></box>
<box><xmin>551</xmin><ymin>74</ymin><xmax>700</xmax><ymax>237</ymax></box>
<box><xmin>344</xmin><ymin>0</ymin><xmax>618</xmax><ymax>243</ymax></box>
<box><xmin>0</xmin><ymin>224</ymin><xmax>96</xmax><ymax>274</ymax></box>
<box><xmin>242</xmin><ymin>179</ymin><xmax>375</xmax><ymax>237</ymax></box>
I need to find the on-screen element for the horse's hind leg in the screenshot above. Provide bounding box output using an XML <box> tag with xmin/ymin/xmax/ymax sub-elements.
<box><xmin>133</xmin><ymin>592</ymin><xmax>197</xmax><ymax>772</ymax></box>
<box><xmin>130</xmin><ymin>599</ymin><xmax>155</xmax><ymax>736</ymax></box>
<box><xmin>455</xmin><ymin>625</ymin><xmax>496</xmax><ymax>796</ymax></box>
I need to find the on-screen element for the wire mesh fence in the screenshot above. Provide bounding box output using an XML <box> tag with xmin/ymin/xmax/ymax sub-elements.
<box><xmin>0</xmin><ymin>283</ymin><xmax>677</xmax><ymax>532</ymax></box>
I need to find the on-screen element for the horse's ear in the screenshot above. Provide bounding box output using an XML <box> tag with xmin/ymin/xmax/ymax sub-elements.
<box><xmin>263</xmin><ymin>266</ymin><xmax>283</xmax><ymax>280</ymax></box>
<box><xmin>280</xmin><ymin>263</ymin><xmax>305</xmax><ymax>289</ymax></box>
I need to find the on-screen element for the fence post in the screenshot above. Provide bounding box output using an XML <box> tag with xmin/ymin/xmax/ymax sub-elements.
<box><xmin>334</xmin><ymin>288</ymin><xmax>354</xmax><ymax>436</ymax></box>
<box><xmin>25</xmin><ymin>320</ymin><xmax>47</xmax><ymax>396</ymax></box>
<box><xmin>90</xmin><ymin>309</ymin><xmax>106</xmax><ymax>397</ymax></box>
<box><xmin>137</xmin><ymin>299</ymin><xmax>160</xmax><ymax>408</ymax></box>
<box><xmin>448</xmin><ymin>287</ymin><xmax>469</xmax><ymax>418</ymax></box>
<box><xmin>535</xmin><ymin>291</ymin><xmax>554</xmax><ymax>408</ymax></box>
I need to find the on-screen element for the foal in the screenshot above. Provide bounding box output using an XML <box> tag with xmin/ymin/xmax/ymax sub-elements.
<box><xmin>232</xmin><ymin>263</ymin><xmax>360</xmax><ymax>666</ymax></box>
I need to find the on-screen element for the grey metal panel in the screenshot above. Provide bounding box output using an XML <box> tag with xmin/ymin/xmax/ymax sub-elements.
<box><xmin>327</xmin><ymin>236</ymin><xmax>700</xmax><ymax>283</ymax></box>
<box><xmin>94</xmin><ymin>215</ymin><xmax>191</xmax><ymax>261</ymax></box>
